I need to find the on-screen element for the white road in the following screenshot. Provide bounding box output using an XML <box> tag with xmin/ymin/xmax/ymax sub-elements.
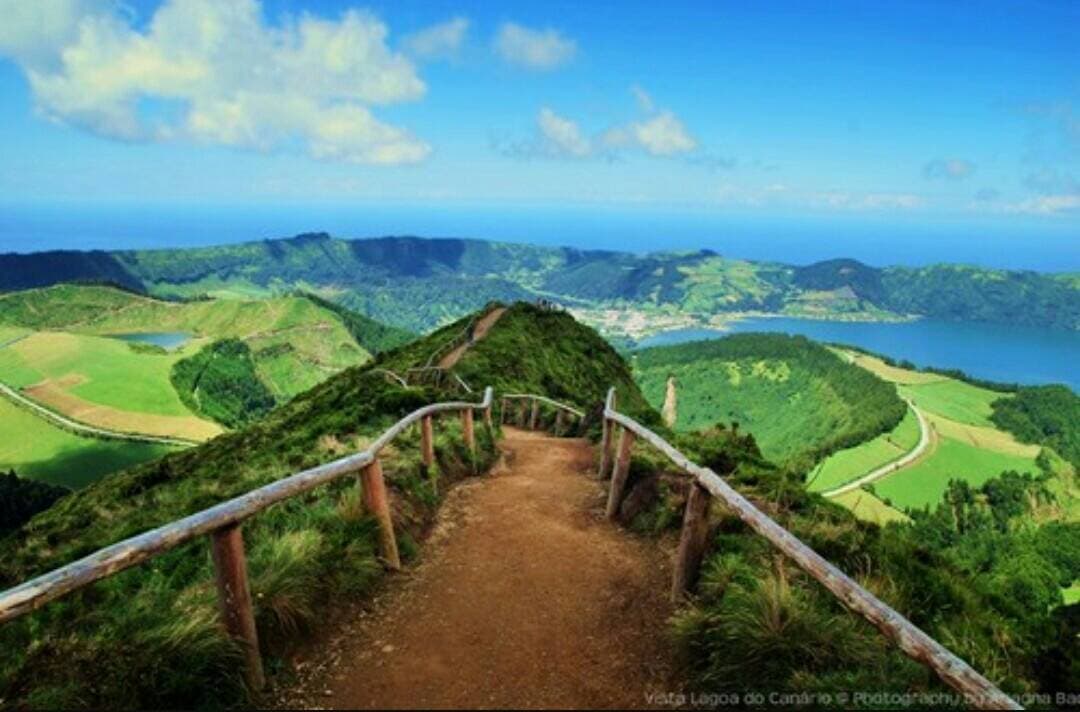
<box><xmin>822</xmin><ymin>400</ymin><xmax>932</xmax><ymax>497</ymax></box>
<box><xmin>0</xmin><ymin>381</ymin><xmax>197</xmax><ymax>448</ymax></box>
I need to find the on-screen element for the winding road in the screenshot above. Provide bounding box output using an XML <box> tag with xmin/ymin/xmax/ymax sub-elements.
<box><xmin>0</xmin><ymin>381</ymin><xmax>197</xmax><ymax>448</ymax></box>
<box><xmin>822</xmin><ymin>401</ymin><xmax>932</xmax><ymax>498</ymax></box>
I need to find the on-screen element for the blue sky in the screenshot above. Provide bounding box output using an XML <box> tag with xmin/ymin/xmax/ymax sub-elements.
<box><xmin>0</xmin><ymin>0</ymin><xmax>1077</xmax><ymax>259</ymax></box>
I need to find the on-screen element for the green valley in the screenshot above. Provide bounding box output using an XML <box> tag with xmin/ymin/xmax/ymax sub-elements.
<box><xmin>0</xmin><ymin>285</ymin><xmax>412</xmax><ymax>486</ymax></box>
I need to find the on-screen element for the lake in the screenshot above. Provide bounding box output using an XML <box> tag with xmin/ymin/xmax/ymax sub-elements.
<box><xmin>110</xmin><ymin>332</ymin><xmax>192</xmax><ymax>351</ymax></box>
<box><xmin>635</xmin><ymin>318</ymin><xmax>1080</xmax><ymax>391</ymax></box>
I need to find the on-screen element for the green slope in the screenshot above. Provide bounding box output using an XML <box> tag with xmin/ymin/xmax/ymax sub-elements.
<box><xmin>633</xmin><ymin>333</ymin><xmax>905</xmax><ymax>466</ymax></box>
<box><xmin>0</xmin><ymin>302</ymin><xmax>649</xmax><ymax>709</ymax></box>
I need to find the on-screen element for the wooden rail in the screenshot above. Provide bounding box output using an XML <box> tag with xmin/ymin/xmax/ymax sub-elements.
<box><xmin>499</xmin><ymin>393</ymin><xmax>584</xmax><ymax>437</ymax></box>
<box><xmin>0</xmin><ymin>386</ymin><xmax>495</xmax><ymax>691</ymax></box>
<box><xmin>600</xmin><ymin>388</ymin><xmax>1021</xmax><ymax>711</ymax></box>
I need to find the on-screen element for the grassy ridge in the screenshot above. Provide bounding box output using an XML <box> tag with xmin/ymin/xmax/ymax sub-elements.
<box><xmin>633</xmin><ymin>334</ymin><xmax>905</xmax><ymax>466</ymax></box>
<box><xmin>5</xmin><ymin>235</ymin><xmax>1079</xmax><ymax>333</ymax></box>
<box><xmin>0</xmin><ymin>302</ymin><xmax>644</xmax><ymax>709</ymax></box>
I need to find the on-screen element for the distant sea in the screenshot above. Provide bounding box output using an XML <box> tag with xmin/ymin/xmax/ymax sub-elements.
<box><xmin>1</xmin><ymin>202</ymin><xmax>1077</xmax><ymax>272</ymax></box>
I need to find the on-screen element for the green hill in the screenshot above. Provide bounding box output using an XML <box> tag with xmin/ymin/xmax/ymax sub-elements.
<box><xmin>633</xmin><ymin>333</ymin><xmax>905</xmax><ymax>466</ymax></box>
<box><xmin>0</xmin><ymin>303</ymin><xmax>1074</xmax><ymax>708</ymax></box>
<box><xmin>2</xmin><ymin>235</ymin><xmax>1076</xmax><ymax>333</ymax></box>
<box><xmin>0</xmin><ymin>302</ymin><xmax>646</xmax><ymax>709</ymax></box>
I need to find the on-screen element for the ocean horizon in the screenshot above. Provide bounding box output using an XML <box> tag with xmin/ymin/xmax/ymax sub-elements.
<box><xmin>1</xmin><ymin>202</ymin><xmax>1076</xmax><ymax>272</ymax></box>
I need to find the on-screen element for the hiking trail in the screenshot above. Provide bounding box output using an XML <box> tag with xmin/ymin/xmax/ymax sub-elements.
<box><xmin>274</xmin><ymin>427</ymin><xmax>677</xmax><ymax>709</ymax></box>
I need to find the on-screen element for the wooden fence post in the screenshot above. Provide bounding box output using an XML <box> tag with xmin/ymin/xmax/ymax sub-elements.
<box><xmin>599</xmin><ymin>391</ymin><xmax>617</xmax><ymax>478</ymax></box>
<box><xmin>554</xmin><ymin>409</ymin><xmax>564</xmax><ymax>436</ymax></box>
<box><xmin>530</xmin><ymin>398</ymin><xmax>540</xmax><ymax>430</ymax></box>
<box><xmin>672</xmin><ymin>482</ymin><xmax>711</xmax><ymax>601</ymax></box>
<box><xmin>605</xmin><ymin>428</ymin><xmax>636</xmax><ymax>520</ymax></box>
<box><xmin>360</xmin><ymin>458</ymin><xmax>400</xmax><ymax>571</ymax></box>
<box><xmin>462</xmin><ymin>408</ymin><xmax>475</xmax><ymax>453</ymax></box>
<box><xmin>484</xmin><ymin>402</ymin><xmax>493</xmax><ymax>429</ymax></box>
<box><xmin>500</xmin><ymin>398</ymin><xmax>508</xmax><ymax>424</ymax></box>
<box><xmin>421</xmin><ymin>415</ymin><xmax>435</xmax><ymax>469</ymax></box>
<box><xmin>210</xmin><ymin>524</ymin><xmax>265</xmax><ymax>692</ymax></box>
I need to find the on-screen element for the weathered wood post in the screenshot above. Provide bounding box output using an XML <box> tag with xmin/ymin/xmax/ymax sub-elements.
<box><xmin>605</xmin><ymin>428</ymin><xmax>637</xmax><ymax>520</ymax></box>
<box><xmin>671</xmin><ymin>482</ymin><xmax>710</xmax><ymax>600</ymax></box>
<box><xmin>554</xmin><ymin>409</ymin><xmax>564</xmax><ymax>436</ymax></box>
<box><xmin>500</xmin><ymin>398</ymin><xmax>508</xmax><ymax>424</ymax></box>
<box><xmin>210</xmin><ymin>524</ymin><xmax>265</xmax><ymax>691</ymax></box>
<box><xmin>359</xmin><ymin>458</ymin><xmax>400</xmax><ymax>571</ymax></box>
<box><xmin>529</xmin><ymin>398</ymin><xmax>540</xmax><ymax>430</ymax></box>
<box><xmin>517</xmin><ymin>401</ymin><xmax>527</xmax><ymax>427</ymax></box>
<box><xmin>598</xmin><ymin>390</ymin><xmax>617</xmax><ymax>478</ymax></box>
<box><xmin>420</xmin><ymin>415</ymin><xmax>435</xmax><ymax>469</ymax></box>
<box><xmin>462</xmin><ymin>408</ymin><xmax>475</xmax><ymax>453</ymax></box>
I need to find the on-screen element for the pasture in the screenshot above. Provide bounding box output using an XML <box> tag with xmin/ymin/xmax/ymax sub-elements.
<box><xmin>0</xmin><ymin>332</ymin><xmax>222</xmax><ymax>441</ymax></box>
<box><xmin>0</xmin><ymin>397</ymin><xmax>175</xmax><ymax>489</ymax></box>
<box><xmin>898</xmin><ymin>379</ymin><xmax>1007</xmax><ymax>427</ymax></box>
<box><xmin>873</xmin><ymin>436</ymin><xmax>1040</xmax><ymax>511</ymax></box>
<box><xmin>830</xmin><ymin>489</ymin><xmax>910</xmax><ymax>525</ymax></box>
<box><xmin>808</xmin><ymin>408</ymin><xmax>920</xmax><ymax>493</ymax></box>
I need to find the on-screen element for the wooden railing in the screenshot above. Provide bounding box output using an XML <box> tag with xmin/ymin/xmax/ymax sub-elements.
<box><xmin>599</xmin><ymin>388</ymin><xmax>1020</xmax><ymax>711</ymax></box>
<box><xmin>500</xmin><ymin>393</ymin><xmax>584</xmax><ymax>435</ymax></box>
<box><xmin>0</xmin><ymin>387</ymin><xmax>495</xmax><ymax>691</ymax></box>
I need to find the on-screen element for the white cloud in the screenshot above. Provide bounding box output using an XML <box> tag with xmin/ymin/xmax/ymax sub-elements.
<box><xmin>603</xmin><ymin>110</ymin><xmax>697</xmax><ymax>157</ymax></box>
<box><xmin>507</xmin><ymin>87</ymin><xmax>697</xmax><ymax>161</ymax></box>
<box><xmin>0</xmin><ymin>0</ymin><xmax>431</xmax><ymax>164</ymax></box>
<box><xmin>493</xmin><ymin>22</ymin><xmax>575</xmax><ymax>71</ymax></box>
<box><xmin>403</xmin><ymin>17</ymin><xmax>469</xmax><ymax>60</ymax></box>
<box><xmin>1006</xmin><ymin>194</ymin><xmax>1080</xmax><ymax>215</ymax></box>
<box><xmin>923</xmin><ymin>158</ymin><xmax>975</xmax><ymax>180</ymax></box>
<box><xmin>809</xmin><ymin>191</ymin><xmax>924</xmax><ymax>210</ymax></box>
<box><xmin>537</xmin><ymin>107</ymin><xmax>591</xmax><ymax>157</ymax></box>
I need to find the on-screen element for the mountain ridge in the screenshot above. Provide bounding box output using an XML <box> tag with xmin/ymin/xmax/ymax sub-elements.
<box><xmin>2</xmin><ymin>233</ymin><xmax>1077</xmax><ymax>333</ymax></box>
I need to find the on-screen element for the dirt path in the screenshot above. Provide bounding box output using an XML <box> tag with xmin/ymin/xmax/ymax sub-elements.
<box><xmin>437</xmin><ymin>307</ymin><xmax>507</xmax><ymax>370</ymax></box>
<box><xmin>277</xmin><ymin>428</ymin><xmax>676</xmax><ymax>709</ymax></box>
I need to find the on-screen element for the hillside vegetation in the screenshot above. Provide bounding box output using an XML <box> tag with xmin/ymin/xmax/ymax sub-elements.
<box><xmin>0</xmin><ymin>303</ymin><xmax>1076</xmax><ymax>707</ymax></box>
<box><xmin>2</xmin><ymin>234</ymin><xmax>1076</xmax><ymax>333</ymax></box>
<box><xmin>0</xmin><ymin>302</ymin><xmax>644</xmax><ymax>709</ymax></box>
<box><xmin>170</xmin><ymin>339</ymin><xmax>276</xmax><ymax>428</ymax></box>
<box><xmin>991</xmin><ymin>385</ymin><xmax>1080</xmax><ymax>469</ymax></box>
<box><xmin>633</xmin><ymin>334</ymin><xmax>905</xmax><ymax>466</ymax></box>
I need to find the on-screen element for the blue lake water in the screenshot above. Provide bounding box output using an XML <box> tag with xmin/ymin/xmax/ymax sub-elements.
<box><xmin>635</xmin><ymin>318</ymin><xmax>1080</xmax><ymax>391</ymax></box>
<box><xmin>110</xmin><ymin>332</ymin><xmax>192</xmax><ymax>351</ymax></box>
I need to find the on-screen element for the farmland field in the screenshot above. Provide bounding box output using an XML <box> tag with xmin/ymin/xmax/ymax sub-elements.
<box><xmin>0</xmin><ymin>397</ymin><xmax>175</xmax><ymax>489</ymax></box>
<box><xmin>897</xmin><ymin>379</ymin><xmax>1004</xmax><ymax>427</ymax></box>
<box><xmin>808</xmin><ymin>408</ymin><xmax>920</xmax><ymax>493</ymax></box>
<box><xmin>0</xmin><ymin>332</ymin><xmax>222</xmax><ymax>440</ymax></box>
<box><xmin>831</xmin><ymin>489</ymin><xmax>909</xmax><ymax>525</ymax></box>
<box><xmin>873</xmin><ymin>430</ymin><xmax>1040</xmax><ymax>510</ymax></box>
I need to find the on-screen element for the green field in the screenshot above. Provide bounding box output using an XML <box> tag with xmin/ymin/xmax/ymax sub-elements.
<box><xmin>831</xmin><ymin>489</ymin><xmax>909</xmax><ymax>525</ymax></box>
<box><xmin>808</xmin><ymin>408</ymin><xmax>920</xmax><ymax>493</ymax></box>
<box><xmin>0</xmin><ymin>331</ymin><xmax>196</xmax><ymax>415</ymax></box>
<box><xmin>897</xmin><ymin>379</ymin><xmax>1006</xmax><ymax>427</ymax></box>
<box><xmin>0</xmin><ymin>397</ymin><xmax>174</xmax><ymax>489</ymax></box>
<box><xmin>874</xmin><ymin>436</ymin><xmax>1040</xmax><ymax>511</ymax></box>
